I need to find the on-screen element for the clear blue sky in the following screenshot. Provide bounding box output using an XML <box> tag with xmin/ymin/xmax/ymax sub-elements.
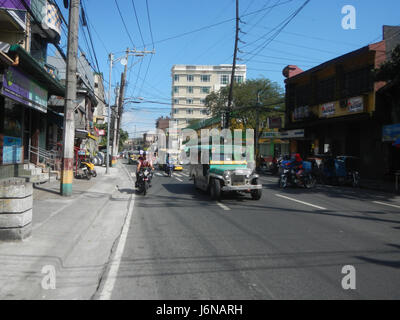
<box><xmin>55</xmin><ymin>0</ymin><xmax>399</xmax><ymax>137</ymax></box>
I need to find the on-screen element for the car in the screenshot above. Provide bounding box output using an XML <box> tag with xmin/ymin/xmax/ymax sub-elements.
<box><xmin>190</xmin><ymin>145</ymin><xmax>262</xmax><ymax>201</ymax></box>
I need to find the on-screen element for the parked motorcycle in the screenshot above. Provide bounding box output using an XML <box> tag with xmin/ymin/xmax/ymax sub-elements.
<box><xmin>80</xmin><ymin>160</ymin><xmax>97</xmax><ymax>180</ymax></box>
<box><xmin>137</xmin><ymin>167</ymin><xmax>152</xmax><ymax>195</ymax></box>
<box><xmin>278</xmin><ymin>160</ymin><xmax>316</xmax><ymax>189</ymax></box>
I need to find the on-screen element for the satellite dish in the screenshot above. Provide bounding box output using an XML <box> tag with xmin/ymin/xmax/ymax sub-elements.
<box><xmin>120</xmin><ymin>58</ymin><xmax>128</xmax><ymax>66</ymax></box>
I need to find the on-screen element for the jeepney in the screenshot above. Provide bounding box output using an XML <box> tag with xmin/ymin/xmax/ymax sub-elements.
<box><xmin>189</xmin><ymin>145</ymin><xmax>262</xmax><ymax>201</ymax></box>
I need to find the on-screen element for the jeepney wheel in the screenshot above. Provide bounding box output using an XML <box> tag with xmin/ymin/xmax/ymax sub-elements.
<box><xmin>193</xmin><ymin>176</ymin><xmax>199</xmax><ymax>190</ymax></box>
<box><xmin>251</xmin><ymin>179</ymin><xmax>262</xmax><ymax>200</ymax></box>
<box><xmin>210</xmin><ymin>179</ymin><xmax>221</xmax><ymax>201</ymax></box>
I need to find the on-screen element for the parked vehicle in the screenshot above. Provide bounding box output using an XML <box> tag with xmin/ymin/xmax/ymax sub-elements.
<box><xmin>278</xmin><ymin>158</ymin><xmax>316</xmax><ymax>189</ymax></box>
<box><xmin>321</xmin><ymin>155</ymin><xmax>360</xmax><ymax>187</ymax></box>
<box><xmin>137</xmin><ymin>167</ymin><xmax>152</xmax><ymax>195</ymax></box>
<box><xmin>190</xmin><ymin>145</ymin><xmax>262</xmax><ymax>201</ymax></box>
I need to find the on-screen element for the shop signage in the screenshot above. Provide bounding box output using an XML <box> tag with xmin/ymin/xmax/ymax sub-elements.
<box><xmin>321</xmin><ymin>102</ymin><xmax>335</xmax><ymax>117</ymax></box>
<box><xmin>1</xmin><ymin>67</ymin><xmax>48</xmax><ymax>113</ymax></box>
<box><xmin>2</xmin><ymin>136</ymin><xmax>23</xmax><ymax>164</ymax></box>
<box><xmin>0</xmin><ymin>0</ymin><xmax>30</xmax><ymax>10</ymax></box>
<box><xmin>268</xmin><ymin>117</ymin><xmax>282</xmax><ymax>129</ymax></box>
<box><xmin>261</xmin><ymin>129</ymin><xmax>304</xmax><ymax>139</ymax></box>
<box><xmin>382</xmin><ymin>124</ymin><xmax>400</xmax><ymax>142</ymax></box>
<box><xmin>347</xmin><ymin>96</ymin><xmax>364</xmax><ymax>113</ymax></box>
<box><xmin>98</xmin><ymin>130</ymin><xmax>106</xmax><ymax>136</ymax></box>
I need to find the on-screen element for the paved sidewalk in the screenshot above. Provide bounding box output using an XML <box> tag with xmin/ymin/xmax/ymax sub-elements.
<box><xmin>0</xmin><ymin>161</ymin><xmax>135</xmax><ymax>300</ymax></box>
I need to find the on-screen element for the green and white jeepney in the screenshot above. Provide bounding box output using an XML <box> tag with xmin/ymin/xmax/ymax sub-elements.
<box><xmin>189</xmin><ymin>145</ymin><xmax>262</xmax><ymax>201</ymax></box>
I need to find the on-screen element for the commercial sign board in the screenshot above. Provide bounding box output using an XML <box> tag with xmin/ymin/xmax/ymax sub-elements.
<box><xmin>2</xmin><ymin>136</ymin><xmax>23</xmax><ymax>164</ymax></box>
<box><xmin>347</xmin><ymin>96</ymin><xmax>364</xmax><ymax>113</ymax></box>
<box><xmin>0</xmin><ymin>0</ymin><xmax>30</xmax><ymax>10</ymax></box>
<box><xmin>268</xmin><ymin>117</ymin><xmax>283</xmax><ymax>129</ymax></box>
<box><xmin>1</xmin><ymin>67</ymin><xmax>48</xmax><ymax>113</ymax></box>
<box><xmin>261</xmin><ymin>129</ymin><xmax>304</xmax><ymax>139</ymax></box>
<box><xmin>293</xmin><ymin>106</ymin><xmax>309</xmax><ymax>121</ymax></box>
<box><xmin>321</xmin><ymin>102</ymin><xmax>335</xmax><ymax>117</ymax></box>
<box><xmin>382</xmin><ymin>124</ymin><xmax>400</xmax><ymax>142</ymax></box>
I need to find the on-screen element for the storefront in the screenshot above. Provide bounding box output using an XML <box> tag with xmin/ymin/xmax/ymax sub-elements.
<box><xmin>0</xmin><ymin>65</ymin><xmax>48</xmax><ymax>165</ymax></box>
<box><xmin>382</xmin><ymin>123</ymin><xmax>400</xmax><ymax>174</ymax></box>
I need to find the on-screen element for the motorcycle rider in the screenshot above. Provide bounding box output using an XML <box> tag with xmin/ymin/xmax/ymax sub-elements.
<box><xmin>292</xmin><ymin>153</ymin><xmax>304</xmax><ymax>184</ymax></box>
<box><xmin>135</xmin><ymin>152</ymin><xmax>154</xmax><ymax>188</ymax></box>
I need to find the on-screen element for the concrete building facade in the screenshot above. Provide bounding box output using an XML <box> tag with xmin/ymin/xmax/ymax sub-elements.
<box><xmin>171</xmin><ymin>64</ymin><xmax>246</xmax><ymax>129</ymax></box>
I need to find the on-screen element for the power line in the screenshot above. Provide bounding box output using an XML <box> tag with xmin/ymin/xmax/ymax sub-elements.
<box><xmin>114</xmin><ymin>0</ymin><xmax>136</xmax><ymax>48</ymax></box>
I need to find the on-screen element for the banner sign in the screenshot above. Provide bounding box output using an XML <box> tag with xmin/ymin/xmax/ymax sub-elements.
<box><xmin>1</xmin><ymin>67</ymin><xmax>48</xmax><ymax>113</ymax></box>
<box><xmin>383</xmin><ymin>124</ymin><xmax>400</xmax><ymax>142</ymax></box>
<box><xmin>0</xmin><ymin>0</ymin><xmax>30</xmax><ymax>10</ymax></box>
<box><xmin>348</xmin><ymin>96</ymin><xmax>364</xmax><ymax>113</ymax></box>
<box><xmin>261</xmin><ymin>129</ymin><xmax>304</xmax><ymax>139</ymax></box>
<box><xmin>2</xmin><ymin>136</ymin><xmax>23</xmax><ymax>164</ymax></box>
<box><xmin>321</xmin><ymin>102</ymin><xmax>335</xmax><ymax>117</ymax></box>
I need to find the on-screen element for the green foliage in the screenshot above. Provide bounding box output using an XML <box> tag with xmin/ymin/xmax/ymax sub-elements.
<box><xmin>375</xmin><ymin>44</ymin><xmax>400</xmax><ymax>85</ymax></box>
<box><xmin>205</xmin><ymin>78</ymin><xmax>285</xmax><ymax>130</ymax></box>
<box><xmin>119</xmin><ymin>128</ymin><xmax>129</xmax><ymax>151</ymax></box>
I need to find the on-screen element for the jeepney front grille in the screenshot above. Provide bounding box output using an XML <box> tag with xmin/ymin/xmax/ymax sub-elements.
<box><xmin>231</xmin><ymin>175</ymin><xmax>245</xmax><ymax>186</ymax></box>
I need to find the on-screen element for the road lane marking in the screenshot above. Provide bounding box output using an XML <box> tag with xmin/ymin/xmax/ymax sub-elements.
<box><xmin>155</xmin><ymin>173</ymin><xmax>163</xmax><ymax>176</ymax></box>
<box><xmin>174</xmin><ymin>177</ymin><xmax>183</xmax><ymax>182</ymax></box>
<box><xmin>373</xmin><ymin>201</ymin><xmax>400</xmax><ymax>209</ymax></box>
<box><xmin>275</xmin><ymin>194</ymin><xmax>327</xmax><ymax>210</ymax></box>
<box><xmin>99</xmin><ymin>167</ymin><xmax>136</xmax><ymax>300</ymax></box>
<box><xmin>174</xmin><ymin>173</ymin><xmax>183</xmax><ymax>177</ymax></box>
<box><xmin>217</xmin><ymin>202</ymin><xmax>230</xmax><ymax>211</ymax></box>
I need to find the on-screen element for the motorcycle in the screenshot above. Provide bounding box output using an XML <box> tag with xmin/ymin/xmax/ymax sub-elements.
<box><xmin>137</xmin><ymin>167</ymin><xmax>152</xmax><ymax>195</ymax></box>
<box><xmin>278</xmin><ymin>160</ymin><xmax>316</xmax><ymax>189</ymax></box>
<box><xmin>79</xmin><ymin>160</ymin><xmax>97</xmax><ymax>180</ymax></box>
<box><xmin>165</xmin><ymin>163</ymin><xmax>174</xmax><ymax>177</ymax></box>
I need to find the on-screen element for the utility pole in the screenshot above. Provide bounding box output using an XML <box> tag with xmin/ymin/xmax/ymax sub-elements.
<box><xmin>115</xmin><ymin>49</ymin><xmax>130</xmax><ymax>163</ymax></box>
<box><xmin>224</xmin><ymin>0</ymin><xmax>240</xmax><ymax>129</ymax></box>
<box><xmin>60</xmin><ymin>0</ymin><xmax>80</xmax><ymax>196</ymax></box>
<box><xmin>106</xmin><ymin>53</ymin><xmax>113</xmax><ymax>174</ymax></box>
<box><xmin>111</xmin><ymin>82</ymin><xmax>120</xmax><ymax>167</ymax></box>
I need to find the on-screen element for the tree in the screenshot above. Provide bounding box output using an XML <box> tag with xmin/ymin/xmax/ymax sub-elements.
<box><xmin>374</xmin><ymin>44</ymin><xmax>400</xmax><ymax>122</ymax></box>
<box><xmin>118</xmin><ymin>128</ymin><xmax>129</xmax><ymax>151</ymax></box>
<box><xmin>205</xmin><ymin>77</ymin><xmax>285</xmax><ymax>134</ymax></box>
<box><xmin>94</xmin><ymin>123</ymin><xmax>129</xmax><ymax>152</ymax></box>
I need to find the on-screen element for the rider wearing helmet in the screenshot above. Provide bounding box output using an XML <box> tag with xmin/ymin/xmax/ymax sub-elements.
<box><xmin>135</xmin><ymin>152</ymin><xmax>154</xmax><ymax>187</ymax></box>
<box><xmin>293</xmin><ymin>153</ymin><xmax>304</xmax><ymax>182</ymax></box>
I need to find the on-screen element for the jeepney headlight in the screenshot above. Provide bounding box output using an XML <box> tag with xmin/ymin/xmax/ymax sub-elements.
<box><xmin>224</xmin><ymin>171</ymin><xmax>231</xmax><ymax>180</ymax></box>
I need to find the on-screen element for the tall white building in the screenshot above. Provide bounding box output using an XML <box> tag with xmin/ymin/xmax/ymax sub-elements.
<box><xmin>171</xmin><ymin>64</ymin><xmax>247</xmax><ymax>129</ymax></box>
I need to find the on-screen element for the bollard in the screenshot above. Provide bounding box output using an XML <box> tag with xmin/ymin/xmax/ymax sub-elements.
<box><xmin>0</xmin><ymin>178</ymin><xmax>33</xmax><ymax>241</ymax></box>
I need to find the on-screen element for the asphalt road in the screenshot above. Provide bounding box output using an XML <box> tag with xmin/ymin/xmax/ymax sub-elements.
<box><xmin>103</xmin><ymin>161</ymin><xmax>400</xmax><ymax>299</ymax></box>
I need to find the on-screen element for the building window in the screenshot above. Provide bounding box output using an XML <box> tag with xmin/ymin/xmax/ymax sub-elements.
<box><xmin>200</xmin><ymin>98</ymin><xmax>206</xmax><ymax>105</ymax></box>
<box><xmin>201</xmin><ymin>87</ymin><xmax>210</xmax><ymax>94</ymax></box>
<box><xmin>173</xmin><ymin>99</ymin><xmax>179</xmax><ymax>104</ymax></box>
<box><xmin>173</xmin><ymin>86</ymin><xmax>179</xmax><ymax>94</ymax></box>
<box><xmin>174</xmin><ymin>74</ymin><xmax>180</xmax><ymax>82</ymax></box>
<box><xmin>187</xmin><ymin>74</ymin><xmax>194</xmax><ymax>82</ymax></box>
<box><xmin>186</xmin><ymin>99</ymin><xmax>193</xmax><ymax>105</ymax></box>
<box><xmin>186</xmin><ymin>109</ymin><xmax>193</xmax><ymax>114</ymax></box>
<box><xmin>220</xmin><ymin>75</ymin><xmax>229</xmax><ymax>85</ymax></box>
<box><xmin>173</xmin><ymin>109</ymin><xmax>178</xmax><ymax>114</ymax></box>
<box><xmin>201</xmin><ymin>109</ymin><xmax>208</xmax><ymax>115</ymax></box>
<box><xmin>187</xmin><ymin>86</ymin><xmax>193</xmax><ymax>94</ymax></box>
<box><xmin>317</xmin><ymin>77</ymin><xmax>335</xmax><ymax>103</ymax></box>
<box><xmin>234</xmin><ymin>75</ymin><xmax>244</xmax><ymax>84</ymax></box>
<box><xmin>344</xmin><ymin>67</ymin><xmax>372</xmax><ymax>97</ymax></box>
<box><xmin>296</xmin><ymin>85</ymin><xmax>310</xmax><ymax>107</ymax></box>
<box><xmin>201</xmin><ymin>75</ymin><xmax>211</xmax><ymax>82</ymax></box>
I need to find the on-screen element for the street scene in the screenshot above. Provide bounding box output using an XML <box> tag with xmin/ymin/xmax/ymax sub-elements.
<box><xmin>0</xmin><ymin>0</ymin><xmax>400</xmax><ymax>302</ymax></box>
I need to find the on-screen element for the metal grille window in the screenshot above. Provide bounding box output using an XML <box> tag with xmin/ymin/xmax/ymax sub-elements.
<box><xmin>187</xmin><ymin>75</ymin><xmax>194</xmax><ymax>82</ymax></box>
<box><xmin>344</xmin><ymin>67</ymin><xmax>372</xmax><ymax>97</ymax></box>
<box><xmin>317</xmin><ymin>77</ymin><xmax>335</xmax><ymax>103</ymax></box>
<box><xmin>234</xmin><ymin>75</ymin><xmax>244</xmax><ymax>84</ymax></box>
<box><xmin>173</xmin><ymin>86</ymin><xmax>179</xmax><ymax>94</ymax></box>
<box><xmin>187</xmin><ymin>86</ymin><xmax>193</xmax><ymax>94</ymax></box>
<box><xmin>174</xmin><ymin>74</ymin><xmax>180</xmax><ymax>82</ymax></box>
